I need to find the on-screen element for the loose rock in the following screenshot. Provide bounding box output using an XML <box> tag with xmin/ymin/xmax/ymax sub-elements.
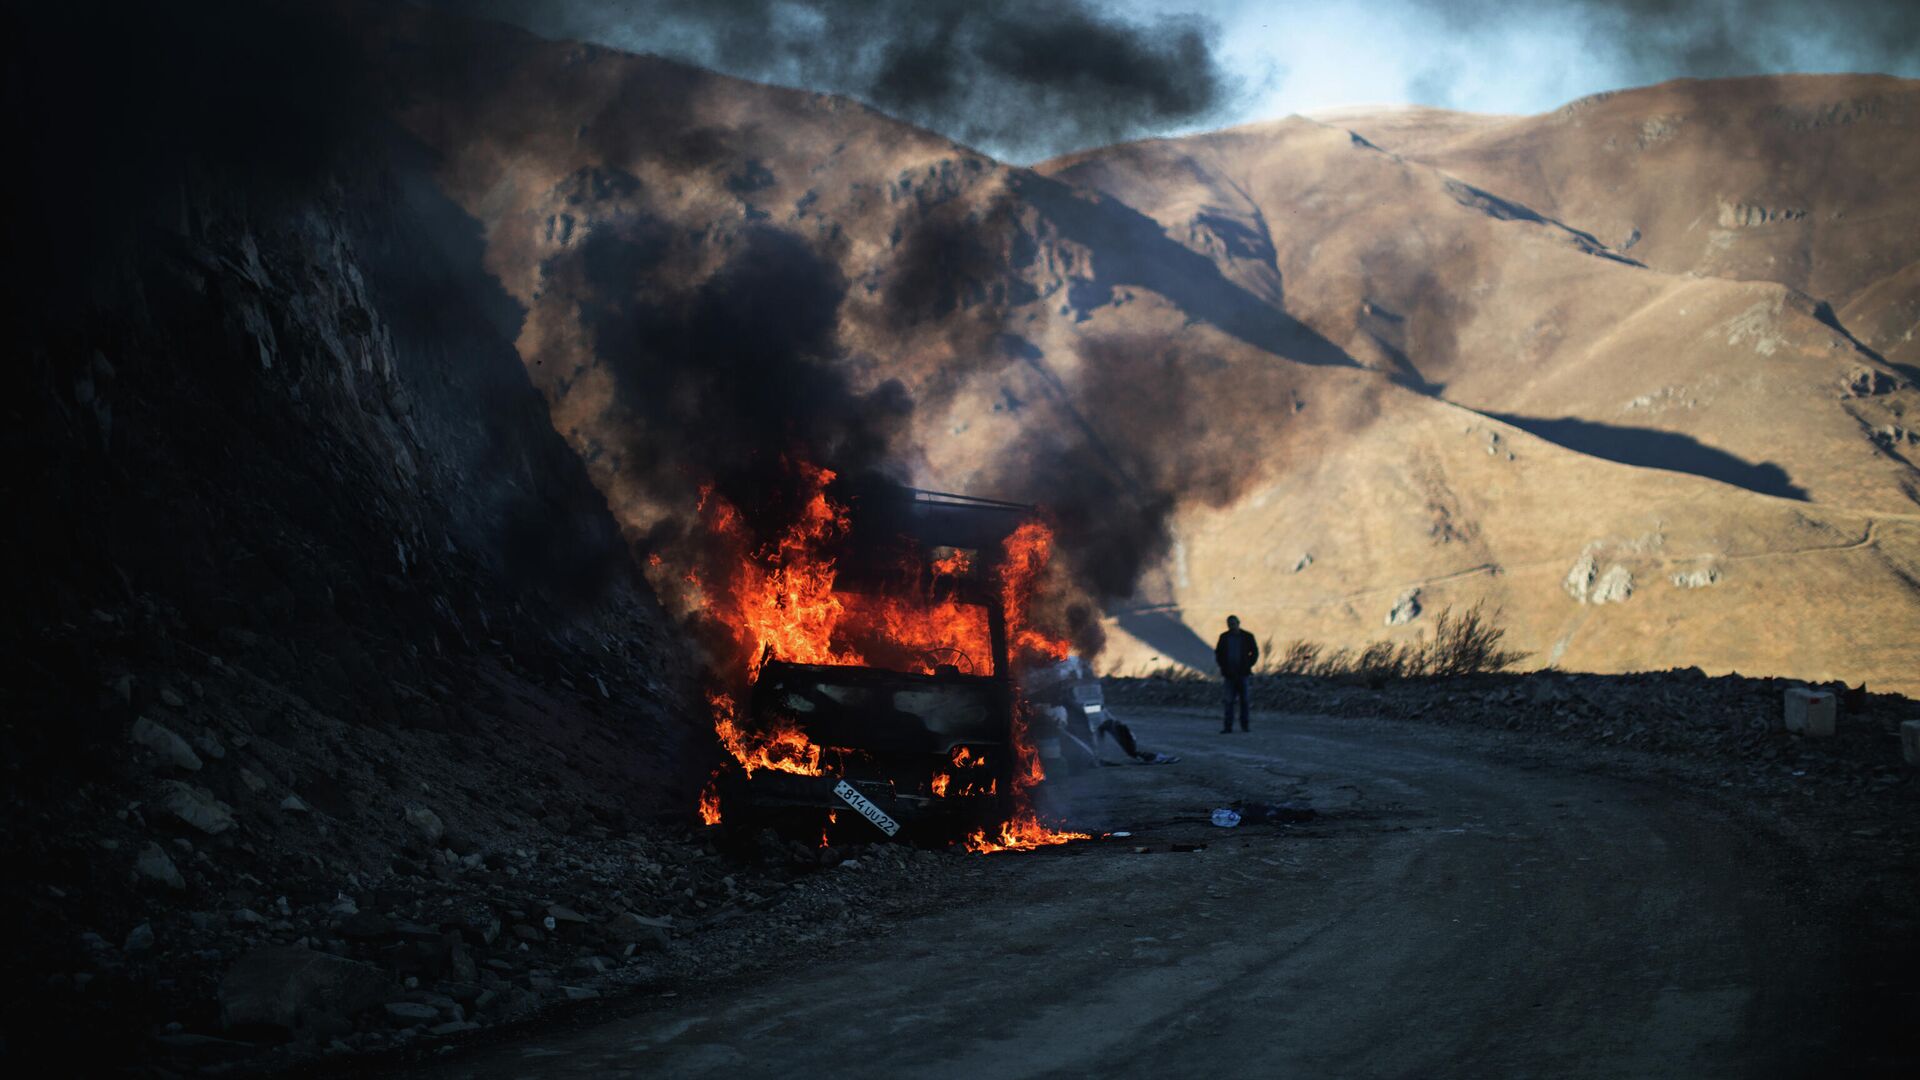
<box><xmin>546</xmin><ymin>904</ymin><xmax>589</xmax><ymax>926</ymax></box>
<box><xmin>131</xmin><ymin>718</ymin><xmax>202</xmax><ymax>771</ymax></box>
<box><xmin>608</xmin><ymin>912</ymin><xmax>672</xmax><ymax>950</ymax></box>
<box><xmin>405</xmin><ymin>806</ymin><xmax>445</xmax><ymax>847</ymax></box>
<box><xmin>1385</xmin><ymin>589</ymin><xmax>1422</xmax><ymax>626</ymax></box>
<box><xmin>383</xmin><ymin>1001</ymin><xmax>440</xmax><ymax>1023</ymax></box>
<box><xmin>161</xmin><ymin>781</ymin><xmax>236</xmax><ymax>834</ymax></box>
<box><xmin>135</xmin><ymin>842</ymin><xmax>187</xmax><ymax>890</ymax></box>
<box><xmin>1592</xmin><ymin>564</ymin><xmax>1634</xmax><ymax>604</ymax></box>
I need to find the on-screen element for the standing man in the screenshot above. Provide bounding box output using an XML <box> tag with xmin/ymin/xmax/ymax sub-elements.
<box><xmin>1215</xmin><ymin>615</ymin><xmax>1259</xmax><ymax>733</ymax></box>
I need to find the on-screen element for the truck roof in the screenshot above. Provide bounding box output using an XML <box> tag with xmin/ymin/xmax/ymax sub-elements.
<box><xmin>845</xmin><ymin>484</ymin><xmax>1037</xmax><ymax>552</ymax></box>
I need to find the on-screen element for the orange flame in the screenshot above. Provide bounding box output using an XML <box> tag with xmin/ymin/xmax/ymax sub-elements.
<box><xmin>999</xmin><ymin>520</ymin><xmax>1071</xmax><ymax>667</ymax></box>
<box><xmin>682</xmin><ymin>465</ymin><xmax>1002</xmax><ymax>680</ymax></box>
<box><xmin>710</xmin><ymin>691</ymin><xmax>824</xmax><ymax>777</ymax></box>
<box><xmin>964</xmin><ymin>810</ymin><xmax>1091</xmax><ymax>853</ymax></box>
<box><xmin>945</xmin><ymin>746</ymin><xmax>999</xmax><ymax>796</ymax></box>
<box><xmin>930</xmin><ymin>548</ymin><xmax>973</xmax><ymax>577</ymax></box>
<box><xmin>668</xmin><ymin>463</ymin><xmax>1082</xmax><ymax>853</ymax></box>
<box><xmin>693</xmin><ymin>465</ymin><xmax>863</xmax><ymax>680</ymax></box>
<box><xmin>698</xmin><ymin>777</ymin><xmax>722</xmax><ymax>826</ymax></box>
<box><xmin>986</xmin><ymin>523</ymin><xmax>1082</xmax><ymax>852</ymax></box>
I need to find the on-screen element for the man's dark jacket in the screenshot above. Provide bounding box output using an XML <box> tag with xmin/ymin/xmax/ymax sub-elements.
<box><xmin>1215</xmin><ymin>628</ymin><xmax>1259</xmax><ymax>678</ymax></box>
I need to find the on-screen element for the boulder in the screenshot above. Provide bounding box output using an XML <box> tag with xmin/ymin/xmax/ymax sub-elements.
<box><xmin>1670</xmin><ymin>566</ymin><xmax>1720</xmax><ymax>589</ymax></box>
<box><xmin>431</xmin><ymin>1020</ymin><xmax>483</xmax><ymax>1036</ymax></box>
<box><xmin>1842</xmin><ymin>366</ymin><xmax>1898</xmax><ymax>397</ymax></box>
<box><xmin>383</xmin><ymin>1001</ymin><xmax>440</xmax><ymax>1023</ymax></box>
<box><xmin>219</xmin><ymin>947</ymin><xmax>389</xmax><ymax>1035</ymax></box>
<box><xmin>1592</xmin><ymin>564</ymin><xmax>1634</xmax><ymax>604</ymax></box>
<box><xmin>607</xmin><ymin>912</ymin><xmax>672</xmax><ymax>950</ymax></box>
<box><xmin>546</xmin><ymin>903</ymin><xmax>590</xmax><ymax>926</ymax></box>
<box><xmin>161</xmin><ymin>781</ymin><xmax>236</xmax><ymax>834</ymax></box>
<box><xmin>131</xmin><ymin>717</ymin><xmax>202</xmax><ymax>771</ymax></box>
<box><xmin>135</xmin><ymin>841</ymin><xmax>186</xmax><ymax>890</ymax></box>
<box><xmin>1563</xmin><ymin>552</ymin><xmax>1598</xmax><ymax>602</ymax></box>
<box><xmin>1385</xmin><ymin>589</ymin><xmax>1421</xmax><ymax>626</ymax></box>
<box><xmin>430</xmin><ymin>1020</ymin><xmax>483</xmax><ymax>1036</ymax></box>
<box><xmin>446</xmin><ymin>934</ymin><xmax>478</xmax><ymax>982</ymax></box>
<box><xmin>404</xmin><ymin>806</ymin><xmax>445</xmax><ymax>847</ymax></box>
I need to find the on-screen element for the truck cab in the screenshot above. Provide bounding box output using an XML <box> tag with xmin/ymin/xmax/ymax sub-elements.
<box><xmin>712</xmin><ymin>488</ymin><xmax>1036</xmax><ymax>844</ymax></box>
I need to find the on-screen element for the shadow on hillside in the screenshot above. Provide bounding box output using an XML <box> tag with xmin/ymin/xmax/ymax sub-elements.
<box><xmin>1113</xmin><ymin>609</ymin><xmax>1217</xmax><ymax>672</ymax></box>
<box><xmin>1489</xmin><ymin>413</ymin><xmax>1810</xmax><ymax>501</ymax></box>
<box><xmin>1015</xmin><ymin>173</ymin><xmax>1358</xmax><ymax>369</ymax></box>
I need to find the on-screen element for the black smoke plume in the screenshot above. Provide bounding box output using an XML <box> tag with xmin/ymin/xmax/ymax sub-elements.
<box><xmin>980</xmin><ymin>331</ymin><xmax>1263</xmax><ymax>660</ymax></box>
<box><xmin>522</xmin><ymin>188</ymin><xmax>912</xmax><ymax>550</ymax></box>
<box><xmin>447</xmin><ymin>0</ymin><xmax>1234</xmax><ymax>161</ymax></box>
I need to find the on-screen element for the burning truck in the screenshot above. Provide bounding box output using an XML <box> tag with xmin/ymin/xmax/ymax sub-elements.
<box><xmin>679</xmin><ymin>469</ymin><xmax>1087</xmax><ymax>852</ymax></box>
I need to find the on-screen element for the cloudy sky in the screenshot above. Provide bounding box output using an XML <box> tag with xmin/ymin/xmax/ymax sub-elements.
<box><xmin>462</xmin><ymin>0</ymin><xmax>1920</xmax><ymax>161</ymax></box>
<box><xmin>1188</xmin><ymin>0</ymin><xmax>1920</xmax><ymax>121</ymax></box>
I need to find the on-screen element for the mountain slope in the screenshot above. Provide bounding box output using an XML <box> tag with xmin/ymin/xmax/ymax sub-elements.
<box><xmin>1330</xmin><ymin>76</ymin><xmax>1920</xmax><ymax>314</ymax></box>
<box><xmin>378</xmin><ymin>9</ymin><xmax>1920</xmax><ymax>693</ymax></box>
<box><xmin>1042</xmin><ymin>115</ymin><xmax>1919</xmax><ymax>512</ymax></box>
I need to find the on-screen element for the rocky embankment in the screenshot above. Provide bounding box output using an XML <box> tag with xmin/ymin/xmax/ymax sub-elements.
<box><xmin>1108</xmin><ymin>669</ymin><xmax>1918</xmax><ymax>795</ymax></box>
<box><xmin>1</xmin><ymin>121</ymin><xmax>720</xmax><ymax>1068</ymax></box>
<box><xmin>45</xmin><ymin>697</ymin><xmax>952</xmax><ymax>1076</ymax></box>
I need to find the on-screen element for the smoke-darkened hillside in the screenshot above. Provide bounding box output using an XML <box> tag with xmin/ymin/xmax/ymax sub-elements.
<box><xmin>4</xmin><ymin>2</ymin><xmax>712</xmax><ymax>1064</ymax></box>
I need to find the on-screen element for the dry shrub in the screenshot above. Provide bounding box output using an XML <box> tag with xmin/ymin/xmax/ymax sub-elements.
<box><xmin>1265</xmin><ymin>602</ymin><xmax>1525</xmax><ymax>681</ymax></box>
<box><xmin>1122</xmin><ymin>604</ymin><xmax>1523</xmax><ymax>683</ymax></box>
<box><xmin>1423</xmin><ymin>602</ymin><xmax>1527</xmax><ymax>676</ymax></box>
<box><xmin>1276</xmin><ymin>640</ymin><xmax>1321</xmax><ymax>674</ymax></box>
<box><xmin>1354</xmin><ymin>640</ymin><xmax>1401</xmax><ymax>678</ymax></box>
<box><xmin>1141</xmin><ymin>662</ymin><xmax>1208</xmax><ymax>682</ymax></box>
<box><xmin>1309</xmin><ymin>646</ymin><xmax>1354</xmax><ymax>678</ymax></box>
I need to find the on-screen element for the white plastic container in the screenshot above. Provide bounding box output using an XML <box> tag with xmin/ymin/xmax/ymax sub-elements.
<box><xmin>1783</xmin><ymin>688</ymin><xmax>1836</xmax><ymax>737</ymax></box>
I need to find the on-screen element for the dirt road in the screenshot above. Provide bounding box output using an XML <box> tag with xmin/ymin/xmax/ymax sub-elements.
<box><xmin>420</xmin><ymin>708</ymin><xmax>1902</xmax><ymax>1078</ymax></box>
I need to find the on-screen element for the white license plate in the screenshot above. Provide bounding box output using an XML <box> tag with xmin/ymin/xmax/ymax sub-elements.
<box><xmin>1083</xmin><ymin>703</ymin><xmax>1102</xmax><ymax>713</ymax></box>
<box><xmin>833</xmin><ymin>780</ymin><xmax>900</xmax><ymax>837</ymax></box>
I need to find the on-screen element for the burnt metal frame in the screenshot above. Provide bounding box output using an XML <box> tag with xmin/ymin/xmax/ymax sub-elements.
<box><xmin>722</xmin><ymin>486</ymin><xmax>1038</xmax><ymax>839</ymax></box>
